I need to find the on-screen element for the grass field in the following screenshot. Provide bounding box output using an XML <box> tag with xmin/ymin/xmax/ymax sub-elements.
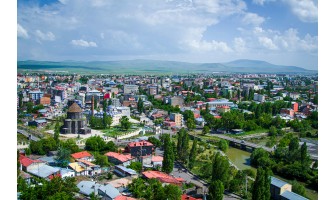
<box><xmin>102</xmin><ymin>125</ymin><xmax>141</xmax><ymax>137</ymax></box>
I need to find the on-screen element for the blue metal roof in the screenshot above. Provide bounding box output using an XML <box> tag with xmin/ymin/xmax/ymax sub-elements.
<box><xmin>281</xmin><ymin>191</ymin><xmax>309</xmax><ymax>200</ymax></box>
<box><xmin>271</xmin><ymin>176</ymin><xmax>288</xmax><ymax>188</ymax></box>
<box><xmin>115</xmin><ymin>165</ymin><xmax>137</xmax><ymax>175</ymax></box>
<box><xmin>28</xmin><ymin>165</ymin><xmax>59</xmax><ymax>178</ymax></box>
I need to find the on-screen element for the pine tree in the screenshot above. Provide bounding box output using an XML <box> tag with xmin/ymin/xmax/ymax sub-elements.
<box><xmin>208</xmin><ymin>180</ymin><xmax>224</xmax><ymax>200</ymax></box>
<box><xmin>212</xmin><ymin>152</ymin><xmax>230</xmax><ymax>186</ymax></box>
<box><xmin>252</xmin><ymin>167</ymin><xmax>271</xmax><ymax>200</ymax></box>
<box><xmin>137</xmin><ymin>97</ymin><xmax>144</xmax><ymax>113</ymax></box>
<box><xmin>162</xmin><ymin>137</ymin><xmax>174</xmax><ymax>174</ymax></box>
<box><xmin>54</xmin><ymin>121</ymin><xmax>60</xmax><ymax>145</ymax></box>
<box><xmin>188</xmin><ymin>139</ymin><xmax>197</xmax><ymax>169</ymax></box>
<box><xmin>103</xmin><ymin>99</ymin><xmax>107</xmax><ymax>112</ymax></box>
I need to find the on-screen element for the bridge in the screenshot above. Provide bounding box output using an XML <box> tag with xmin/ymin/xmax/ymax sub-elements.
<box><xmin>17</xmin><ymin>129</ymin><xmax>40</xmax><ymax>142</ymax></box>
<box><xmin>209</xmin><ymin>134</ymin><xmax>274</xmax><ymax>153</ymax></box>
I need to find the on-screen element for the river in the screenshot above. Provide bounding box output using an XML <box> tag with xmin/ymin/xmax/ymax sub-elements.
<box><xmin>225</xmin><ymin>146</ymin><xmax>318</xmax><ymax>200</ymax></box>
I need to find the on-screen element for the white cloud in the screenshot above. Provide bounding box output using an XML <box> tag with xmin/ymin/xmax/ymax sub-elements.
<box><xmin>35</xmin><ymin>30</ymin><xmax>55</xmax><ymax>41</ymax></box>
<box><xmin>242</xmin><ymin>13</ymin><xmax>265</xmax><ymax>26</ymax></box>
<box><xmin>252</xmin><ymin>0</ymin><xmax>276</xmax><ymax>6</ymax></box>
<box><xmin>284</xmin><ymin>0</ymin><xmax>318</xmax><ymax>22</ymax></box>
<box><xmin>71</xmin><ymin>39</ymin><xmax>97</xmax><ymax>47</ymax></box>
<box><xmin>17</xmin><ymin>24</ymin><xmax>29</xmax><ymax>39</ymax></box>
<box><xmin>234</xmin><ymin>37</ymin><xmax>246</xmax><ymax>52</ymax></box>
<box><xmin>258</xmin><ymin>37</ymin><xmax>278</xmax><ymax>50</ymax></box>
<box><xmin>186</xmin><ymin>39</ymin><xmax>233</xmax><ymax>52</ymax></box>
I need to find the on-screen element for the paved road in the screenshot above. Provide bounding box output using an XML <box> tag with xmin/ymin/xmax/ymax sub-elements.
<box><xmin>17</xmin><ymin>129</ymin><xmax>40</xmax><ymax>142</ymax></box>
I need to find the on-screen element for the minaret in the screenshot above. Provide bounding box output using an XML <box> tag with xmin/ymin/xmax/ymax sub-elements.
<box><xmin>91</xmin><ymin>95</ymin><xmax>95</xmax><ymax>116</ymax></box>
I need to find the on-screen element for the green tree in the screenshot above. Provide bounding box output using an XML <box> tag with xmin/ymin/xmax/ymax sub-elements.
<box><xmin>137</xmin><ymin>97</ymin><xmax>144</xmax><ymax>113</ymax></box>
<box><xmin>162</xmin><ymin>137</ymin><xmax>174</xmax><ymax>173</ymax></box>
<box><xmin>103</xmin><ymin>99</ymin><xmax>107</xmax><ymax>112</ymax></box>
<box><xmin>202</xmin><ymin>125</ymin><xmax>210</xmax><ymax>135</ymax></box>
<box><xmin>218</xmin><ymin>140</ymin><xmax>229</xmax><ymax>153</ymax></box>
<box><xmin>269</xmin><ymin>126</ymin><xmax>277</xmax><ymax>137</ymax></box>
<box><xmin>292</xmin><ymin>180</ymin><xmax>307</xmax><ymax>198</ymax></box>
<box><xmin>148</xmin><ymin>136</ymin><xmax>162</xmax><ymax>148</ymax></box>
<box><xmin>120</xmin><ymin>116</ymin><xmax>132</xmax><ymax>130</ymax></box>
<box><xmin>102</xmin><ymin>113</ymin><xmax>112</xmax><ymax>129</ymax></box>
<box><xmin>129</xmin><ymin>161</ymin><xmax>142</xmax><ymax>173</ymax></box>
<box><xmin>177</xmin><ymin>128</ymin><xmax>189</xmax><ymax>162</ymax></box>
<box><xmin>186</xmin><ymin>118</ymin><xmax>196</xmax><ymax>130</ymax></box>
<box><xmin>104</xmin><ymin>141</ymin><xmax>117</xmax><ymax>152</ymax></box>
<box><xmin>250</xmin><ymin>148</ymin><xmax>273</xmax><ymax>168</ymax></box>
<box><xmin>93</xmin><ymin>153</ymin><xmax>110</xmax><ymax>167</ymax></box>
<box><xmin>252</xmin><ymin>167</ymin><xmax>271</xmax><ymax>200</ymax></box>
<box><xmin>85</xmin><ymin>136</ymin><xmax>106</xmax><ymax>152</ymax></box>
<box><xmin>60</xmin><ymin>139</ymin><xmax>80</xmax><ymax>153</ymax></box>
<box><xmin>188</xmin><ymin>139</ymin><xmax>198</xmax><ymax>169</ymax></box>
<box><xmin>212</xmin><ymin>152</ymin><xmax>230</xmax><ymax>186</ymax></box>
<box><xmin>26</xmin><ymin>102</ymin><xmax>34</xmax><ymax>113</ymax></box>
<box><xmin>164</xmin><ymin>184</ymin><xmax>182</xmax><ymax>200</ymax></box>
<box><xmin>54</xmin><ymin>121</ymin><xmax>60</xmax><ymax>145</ymax></box>
<box><xmin>56</xmin><ymin>146</ymin><xmax>71</xmax><ymax>167</ymax></box>
<box><xmin>208</xmin><ymin>180</ymin><xmax>224</xmax><ymax>200</ymax></box>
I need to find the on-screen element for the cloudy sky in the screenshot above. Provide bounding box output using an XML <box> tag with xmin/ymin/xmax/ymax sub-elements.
<box><xmin>17</xmin><ymin>0</ymin><xmax>318</xmax><ymax>69</ymax></box>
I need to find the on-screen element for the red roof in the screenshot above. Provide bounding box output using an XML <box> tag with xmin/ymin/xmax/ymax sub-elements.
<box><xmin>104</xmin><ymin>152</ymin><xmax>133</xmax><ymax>162</ymax></box>
<box><xmin>104</xmin><ymin>93</ymin><xmax>110</xmax><ymax>99</ymax></box>
<box><xmin>114</xmin><ymin>196</ymin><xmax>137</xmax><ymax>200</ymax></box>
<box><xmin>127</xmin><ymin>141</ymin><xmax>153</xmax><ymax>148</ymax></box>
<box><xmin>214</xmin><ymin>116</ymin><xmax>222</xmax><ymax>119</ymax></box>
<box><xmin>207</xmin><ymin>98</ymin><xmax>216</xmax><ymax>102</ymax></box>
<box><xmin>151</xmin><ymin>156</ymin><xmax>163</xmax><ymax>162</ymax></box>
<box><xmin>71</xmin><ymin>151</ymin><xmax>92</xmax><ymax>159</ymax></box>
<box><xmin>19</xmin><ymin>155</ymin><xmax>43</xmax><ymax>167</ymax></box>
<box><xmin>181</xmin><ymin>194</ymin><xmax>202</xmax><ymax>200</ymax></box>
<box><xmin>142</xmin><ymin>171</ymin><xmax>184</xmax><ymax>185</ymax></box>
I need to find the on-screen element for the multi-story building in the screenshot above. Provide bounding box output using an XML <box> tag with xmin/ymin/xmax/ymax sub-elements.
<box><xmin>123</xmin><ymin>84</ymin><xmax>139</xmax><ymax>94</ymax></box>
<box><xmin>29</xmin><ymin>90</ymin><xmax>44</xmax><ymax>101</ymax></box>
<box><xmin>148</xmin><ymin>85</ymin><xmax>158</xmax><ymax>95</ymax></box>
<box><xmin>253</xmin><ymin>93</ymin><xmax>265</xmax><ymax>102</ymax></box>
<box><xmin>168</xmin><ymin>96</ymin><xmax>184</xmax><ymax>107</ymax></box>
<box><xmin>170</xmin><ymin>113</ymin><xmax>183</xmax><ymax>127</ymax></box>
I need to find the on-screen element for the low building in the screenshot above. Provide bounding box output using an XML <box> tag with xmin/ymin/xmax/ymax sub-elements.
<box><xmin>105</xmin><ymin>152</ymin><xmax>134</xmax><ymax>166</ymax></box>
<box><xmin>71</xmin><ymin>151</ymin><xmax>94</xmax><ymax>162</ymax></box>
<box><xmin>114</xmin><ymin>165</ymin><xmax>138</xmax><ymax>177</ymax></box>
<box><xmin>142</xmin><ymin>170</ymin><xmax>184</xmax><ymax>186</ymax></box>
<box><xmin>270</xmin><ymin>176</ymin><xmax>308</xmax><ymax>200</ymax></box>
<box><xmin>28</xmin><ymin>119</ymin><xmax>47</xmax><ymax>128</ymax></box>
<box><xmin>151</xmin><ymin>156</ymin><xmax>163</xmax><ymax>168</ymax></box>
<box><xmin>168</xmin><ymin>96</ymin><xmax>184</xmax><ymax>107</ymax></box>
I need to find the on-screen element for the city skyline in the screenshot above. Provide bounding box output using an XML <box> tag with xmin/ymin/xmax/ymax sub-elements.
<box><xmin>18</xmin><ymin>0</ymin><xmax>318</xmax><ymax>70</ymax></box>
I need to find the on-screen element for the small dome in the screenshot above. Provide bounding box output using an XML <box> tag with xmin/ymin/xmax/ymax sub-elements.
<box><xmin>68</xmin><ymin>103</ymin><xmax>82</xmax><ymax>113</ymax></box>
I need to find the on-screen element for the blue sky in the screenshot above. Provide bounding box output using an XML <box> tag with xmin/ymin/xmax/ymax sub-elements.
<box><xmin>17</xmin><ymin>0</ymin><xmax>318</xmax><ymax>69</ymax></box>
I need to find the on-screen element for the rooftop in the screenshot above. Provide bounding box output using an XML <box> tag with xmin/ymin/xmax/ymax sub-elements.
<box><xmin>105</xmin><ymin>152</ymin><xmax>133</xmax><ymax>163</ymax></box>
<box><xmin>71</xmin><ymin>151</ymin><xmax>92</xmax><ymax>159</ymax></box>
<box><xmin>127</xmin><ymin>140</ymin><xmax>153</xmax><ymax>148</ymax></box>
<box><xmin>68</xmin><ymin>102</ymin><xmax>82</xmax><ymax>113</ymax></box>
<box><xmin>280</xmin><ymin>191</ymin><xmax>309</xmax><ymax>200</ymax></box>
<box><xmin>271</xmin><ymin>176</ymin><xmax>290</xmax><ymax>188</ymax></box>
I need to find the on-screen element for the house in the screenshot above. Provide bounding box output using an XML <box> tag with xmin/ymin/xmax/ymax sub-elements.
<box><xmin>124</xmin><ymin>141</ymin><xmax>154</xmax><ymax>157</ymax></box>
<box><xmin>53</xmin><ymin>167</ymin><xmax>76</xmax><ymax>178</ymax></box>
<box><xmin>114</xmin><ymin>196</ymin><xmax>137</xmax><ymax>200</ymax></box>
<box><xmin>71</xmin><ymin>151</ymin><xmax>94</xmax><ymax>162</ymax></box>
<box><xmin>270</xmin><ymin>177</ymin><xmax>308</xmax><ymax>200</ymax></box>
<box><xmin>98</xmin><ymin>184</ymin><xmax>121</xmax><ymax>200</ymax></box>
<box><xmin>38</xmin><ymin>156</ymin><xmax>58</xmax><ymax>166</ymax></box>
<box><xmin>151</xmin><ymin>156</ymin><xmax>163</xmax><ymax>168</ymax></box>
<box><xmin>105</xmin><ymin>152</ymin><xmax>134</xmax><ymax>166</ymax></box>
<box><xmin>181</xmin><ymin>194</ymin><xmax>202</xmax><ymax>200</ymax></box>
<box><xmin>27</xmin><ymin>164</ymin><xmax>61</xmax><ymax>180</ymax></box>
<box><xmin>28</xmin><ymin>118</ymin><xmax>47</xmax><ymax>128</ymax></box>
<box><xmin>114</xmin><ymin>165</ymin><xmax>138</xmax><ymax>177</ymax></box>
<box><xmin>68</xmin><ymin>162</ymin><xmax>90</xmax><ymax>176</ymax></box>
<box><xmin>142</xmin><ymin>170</ymin><xmax>184</xmax><ymax>186</ymax></box>
<box><xmin>19</xmin><ymin>171</ymin><xmax>32</xmax><ymax>185</ymax></box>
<box><xmin>19</xmin><ymin>155</ymin><xmax>44</xmax><ymax>172</ymax></box>
<box><xmin>77</xmin><ymin>181</ymin><xmax>102</xmax><ymax>196</ymax></box>
<box><xmin>108</xmin><ymin>178</ymin><xmax>133</xmax><ymax>193</ymax></box>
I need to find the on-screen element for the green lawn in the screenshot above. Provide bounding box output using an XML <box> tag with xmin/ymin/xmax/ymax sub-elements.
<box><xmin>102</xmin><ymin>125</ymin><xmax>141</xmax><ymax>137</ymax></box>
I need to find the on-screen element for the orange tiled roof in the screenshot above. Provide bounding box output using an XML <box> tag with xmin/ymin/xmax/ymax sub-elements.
<box><xmin>71</xmin><ymin>151</ymin><xmax>92</xmax><ymax>159</ymax></box>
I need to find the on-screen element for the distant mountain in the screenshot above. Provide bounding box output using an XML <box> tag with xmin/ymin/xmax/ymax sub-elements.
<box><xmin>17</xmin><ymin>59</ymin><xmax>316</xmax><ymax>74</ymax></box>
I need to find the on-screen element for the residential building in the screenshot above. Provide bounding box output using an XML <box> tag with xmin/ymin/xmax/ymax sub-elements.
<box><xmin>114</xmin><ymin>165</ymin><xmax>138</xmax><ymax>177</ymax></box>
<box><xmin>105</xmin><ymin>152</ymin><xmax>134</xmax><ymax>166</ymax></box>
<box><xmin>253</xmin><ymin>93</ymin><xmax>265</xmax><ymax>102</ymax></box>
<box><xmin>124</xmin><ymin>141</ymin><xmax>154</xmax><ymax>157</ymax></box>
<box><xmin>124</xmin><ymin>84</ymin><xmax>139</xmax><ymax>94</ymax></box>
<box><xmin>270</xmin><ymin>176</ymin><xmax>308</xmax><ymax>200</ymax></box>
<box><xmin>169</xmin><ymin>113</ymin><xmax>183</xmax><ymax>127</ymax></box>
<box><xmin>71</xmin><ymin>151</ymin><xmax>94</xmax><ymax>162</ymax></box>
<box><xmin>29</xmin><ymin>90</ymin><xmax>44</xmax><ymax>101</ymax></box>
<box><xmin>168</xmin><ymin>96</ymin><xmax>184</xmax><ymax>107</ymax></box>
<box><xmin>142</xmin><ymin>170</ymin><xmax>185</xmax><ymax>186</ymax></box>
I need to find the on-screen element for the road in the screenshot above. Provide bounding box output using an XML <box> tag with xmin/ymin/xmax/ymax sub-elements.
<box><xmin>17</xmin><ymin>129</ymin><xmax>40</xmax><ymax>142</ymax></box>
